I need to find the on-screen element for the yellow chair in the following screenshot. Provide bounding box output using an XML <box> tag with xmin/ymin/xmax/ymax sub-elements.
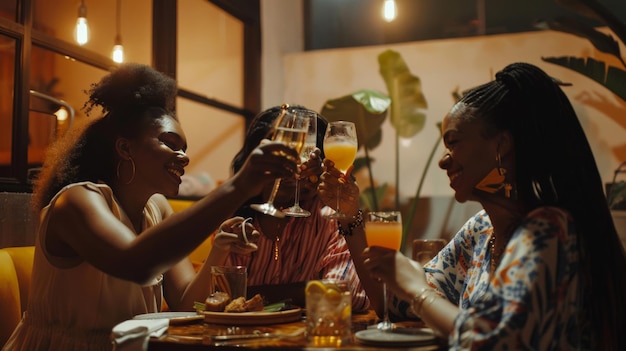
<box><xmin>0</xmin><ymin>246</ymin><xmax>35</xmax><ymax>347</ymax></box>
<box><xmin>166</xmin><ymin>198</ymin><xmax>213</xmax><ymax>269</ymax></box>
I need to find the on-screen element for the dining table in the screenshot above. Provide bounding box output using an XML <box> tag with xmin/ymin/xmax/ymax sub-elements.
<box><xmin>147</xmin><ymin>309</ymin><xmax>447</xmax><ymax>351</ymax></box>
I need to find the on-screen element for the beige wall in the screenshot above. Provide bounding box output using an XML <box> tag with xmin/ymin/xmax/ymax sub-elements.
<box><xmin>263</xmin><ymin>25</ymin><xmax>626</xmax><ymax>242</ymax></box>
<box><xmin>281</xmin><ymin>30</ymin><xmax>626</xmax><ymax>200</ymax></box>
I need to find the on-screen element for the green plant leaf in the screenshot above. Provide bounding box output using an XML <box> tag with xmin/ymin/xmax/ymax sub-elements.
<box><xmin>541</xmin><ymin>56</ymin><xmax>626</xmax><ymax>101</ymax></box>
<box><xmin>535</xmin><ymin>16</ymin><xmax>623</xmax><ymax>60</ymax></box>
<box><xmin>402</xmin><ymin>122</ymin><xmax>443</xmax><ymax>250</ymax></box>
<box><xmin>608</xmin><ymin>181</ymin><xmax>626</xmax><ymax>209</ymax></box>
<box><xmin>554</xmin><ymin>0</ymin><xmax>626</xmax><ymax>45</ymax></box>
<box><xmin>360</xmin><ymin>183</ymin><xmax>387</xmax><ymax>211</ymax></box>
<box><xmin>555</xmin><ymin>0</ymin><xmax>603</xmax><ymax>21</ymax></box>
<box><xmin>378</xmin><ymin>49</ymin><xmax>427</xmax><ymax>139</ymax></box>
<box><xmin>320</xmin><ymin>90</ymin><xmax>390</xmax><ymax>150</ymax></box>
<box><xmin>353</xmin><ymin>156</ymin><xmax>370</xmax><ymax>174</ymax></box>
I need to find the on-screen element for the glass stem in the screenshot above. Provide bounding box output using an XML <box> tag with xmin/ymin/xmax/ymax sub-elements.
<box><xmin>293</xmin><ymin>179</ymin><xmax>301</xmax><ymax>207</ymax></box>
<box><xmin>336</xmin><ymin>183</ymin><xmax>342</xmax><ymax>214</ymax></box>
<box><xmin>383</xmin><ymin>282</ymin><xmax>390</xmax><ymax>325</ymax></box>
<box><xmin>267</xmin><ymin>179</ymin><xmax>282</xmax><ymax>205</ymax></box>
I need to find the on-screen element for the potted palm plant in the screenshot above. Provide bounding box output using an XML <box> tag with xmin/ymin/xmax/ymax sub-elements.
<box><xmin>537</xmin><ymin>0</ymin><xmax>626</xmax><ymax>248</ymax></box>
<box><xmin>320</xmin><ymin>49</ymin><xmax>434</xmax><ymax>250</ymax></box>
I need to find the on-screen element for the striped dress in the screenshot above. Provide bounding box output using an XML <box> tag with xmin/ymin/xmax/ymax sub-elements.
<box><xmin>225</xmin><ymin>197</ymin><xmax>369</xmax><ymax>311</ymax></box>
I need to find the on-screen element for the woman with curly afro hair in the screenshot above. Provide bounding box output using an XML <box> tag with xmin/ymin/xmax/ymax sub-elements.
<box><xmin>3</xmin><ymin>63</ymin><xmax>299</xmax><ymax>351</ymax></box>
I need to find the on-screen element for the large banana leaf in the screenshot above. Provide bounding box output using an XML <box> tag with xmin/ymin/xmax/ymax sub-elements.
<box><xmin>378</xmin><ymin>49</ymin><xmax>428</xmax><ymax>138</ymax></box>
<box><xmin>544</xmin><ymin>0</ymin><xmax>626</xmax><ymax>207</ymax></box>
<box><xmin>555</xmin><ymin>0</ymin><xmax>626</xmax><ymax>44</ymax></box>
<box><xmin>542</xmin><ymin>56</ymin><xmax>626</xmax><ymax>101</ymax></box>
<box><xmin>535</xmin><ymin>16</ymin><xmax>623</xmax><ymax>61</ymax></box>
<box><xmin>321</xmin><ymin>90</ymin><xmax>390</xmax><ymax>211</ymax></box>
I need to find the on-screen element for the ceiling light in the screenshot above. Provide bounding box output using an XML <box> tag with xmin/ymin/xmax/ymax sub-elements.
<box><xmin>74</xmin><ymin>0</ymin><xmax>89</xmax><ymax>45</ymax></box>
<box><xmin>383</xmin><ymin>0</ymin><xmax>397</xmax><ymax>23</ymax></box>
<box><xmin>112</xmin><ymin>0</ymin><xmax>124</xmax><ymax>63</ymax></box>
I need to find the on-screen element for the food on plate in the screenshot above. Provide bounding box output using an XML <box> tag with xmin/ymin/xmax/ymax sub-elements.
<box><xmin>224</xmin><ymin>293</ymin><xmax>265</xmax><ymax>313</ymax></box>
<box><xmin>224</xmin><ymin>297</ymin><xmax>247</xmax><ymax>312</ymax></box>
<box><xmin>199</xmin><ymin>293</ymin><xmax>267</xmax><ymax>313</ymax></box>
<box><xmin>204</xmin><ymin>291</ymin><xmax>231</xmax><ymax>312</ymax></box>
<box><xmin>244</xmin><ymin>293</ymin><xmax>265</xmax><ymax>311</ymax></box>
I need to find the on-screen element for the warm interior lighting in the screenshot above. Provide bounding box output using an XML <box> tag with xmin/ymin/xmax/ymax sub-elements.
<box><xmin>54</xmin><ymin>108</ymin><xmax>69</xmax><ymax>121</ymax></box>
<box><xmin>112</xmin><ymin>36</ymin><xmax>124</xmax><ymax>63</ymax></box>
<box><xmin>74</xmin><ymin>0</ymin><xmax>89</xmax><ymax>45</ymax></box>
<box><xmin>112</xmin><ymin>0</ymin><xmax>124</xmax><ymax>63</ymax></box>
<box><xmin>383</xmin><ymin>0</ymin><xmax>397</xmax><ymax>23</ymax></box>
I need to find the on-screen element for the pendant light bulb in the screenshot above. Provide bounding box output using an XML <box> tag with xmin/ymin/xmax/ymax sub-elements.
<box><xmin>382</xmin><ymin>0</ymin><xmax>397</xmax><ymax>23</ymax></box>
<box><xmin>112</xmin><ymin>0</ymin><xmax>124</xmax><ymax>63</ymax></box>
<box><xmin>112</xmin><ymin>36</ymin><xmax>124</xmax><ymax>63</ymax></box>
<box><xmin>75</xmin><ymin>0</ymin><xmax>89</xmax><ymax>45</ymax></box>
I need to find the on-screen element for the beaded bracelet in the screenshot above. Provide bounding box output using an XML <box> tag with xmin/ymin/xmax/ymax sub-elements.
<box><xmin>411</xmin><ymin>287</ymin><xmax>438</xmax><ymax>318</ymax></box>
<box><xmin>337</xmin><ymin>209</ymin><xmax>364</xmax><ymax>236</ymax></box>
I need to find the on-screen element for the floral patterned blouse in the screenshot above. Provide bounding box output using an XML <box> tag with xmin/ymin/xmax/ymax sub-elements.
<box><xmin>404</xmin><ymin>207</ymin><xmax>590</xmax><ymax>350</ymax></box>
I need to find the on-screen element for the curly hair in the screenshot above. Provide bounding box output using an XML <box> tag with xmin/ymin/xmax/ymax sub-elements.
<box><xmin>32</xmin><ymin>63</ymin><xmax>178</xmax><ymax>211</ymax></box>
<box><xmin>459</xmin><ymin>62</ymin><xmax>626</xmax><ymax>350</ymax></box>
<box><xmin>230</xmin><ymin>104</ymin><xmax>328</xmax><ymax>218</ymax></box>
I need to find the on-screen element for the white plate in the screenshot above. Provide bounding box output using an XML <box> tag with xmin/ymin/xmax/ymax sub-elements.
<box><xmin>133</xmin><ymin>312</ymin><xmax>204</xmax><ymax>325</ymax></box>
<box><xmin>355</xmin><ymin>328</ymin><xmax>437</xmax><ymax>347</ymax></box>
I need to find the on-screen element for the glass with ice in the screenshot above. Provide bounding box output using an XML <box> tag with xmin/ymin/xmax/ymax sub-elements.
<box><xmin>305</xmin><ymin>279</ymin><xmax>352</xmax><ymax>347</ymax></box>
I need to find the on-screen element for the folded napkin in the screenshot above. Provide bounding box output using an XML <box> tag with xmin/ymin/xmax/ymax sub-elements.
<box><xmin>111</xmin><ymin>318</ymin><xmax>169</xmax><ymax>351</ymax></box>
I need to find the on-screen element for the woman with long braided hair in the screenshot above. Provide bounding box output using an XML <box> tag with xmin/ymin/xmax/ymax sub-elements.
<box><xmin>319</xmin><ymin>62</ymin><xmax>626</xmax><ymax>350</ymax></box>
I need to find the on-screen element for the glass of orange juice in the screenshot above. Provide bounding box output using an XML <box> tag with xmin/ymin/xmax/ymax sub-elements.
<box><xmin>323</xmin><ymin>121</ymin><xmax>358</xmax><ymax>219</ymax></box>
<box><xmin>364</xmin><ymin>211</ymin><xmax>402</xmax><ymax>331</ymax></box>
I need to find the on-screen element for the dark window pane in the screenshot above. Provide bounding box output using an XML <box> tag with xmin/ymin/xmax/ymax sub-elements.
<box><xmin>0</xmin><ymin>34</ymin><xmax>16</xmax><ymax>178</ymax></box>
<box><xmin>0</xmin><ymin>0</ymin><xmax>17</xmax><ymax>22</ymax></box>
<box><xmin>28</xmin><ymin>45</ymin><xmax>108</xmax><ymax>177</ymax></box>
<box><xmin>178</xmin><ymin>0</ymin><xmax>244</xmax><ymax>109</ymax></box>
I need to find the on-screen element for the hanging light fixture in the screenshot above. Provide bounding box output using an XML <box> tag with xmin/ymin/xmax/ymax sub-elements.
<box><xmin>112</xmin><ymin>0</ymin><xmax>124</xmax><ymax>63</ymax></box>
<box><xmin>382</xmin><ymin>0</ymin><xmax>397</xmax><ymax>23</ymax></box>
<box><xmin>74</xmin><ymin>0</ymin><xmax>89</xmax><ymax>45</ymax></box>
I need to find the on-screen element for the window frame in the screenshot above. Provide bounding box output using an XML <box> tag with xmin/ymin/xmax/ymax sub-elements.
<box><xmin>0</xmin><ymin>0</ymin><xmax>260</xmax><ymax>192</ymax></box>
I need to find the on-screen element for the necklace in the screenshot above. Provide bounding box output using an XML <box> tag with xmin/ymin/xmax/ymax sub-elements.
<box><xmin>258</xmin><ymin>215</ymin><xmax>287</xmax><ymax>262</ymax></box>
<box><xmin>274</xmin><ymin>236</ymin><xmax>280</xmax><ymax>261</ymax></box>
<box><xmin>489</xmin><ymin>234</ymin><xmax>505</xmax><ymax>274</ymax></box>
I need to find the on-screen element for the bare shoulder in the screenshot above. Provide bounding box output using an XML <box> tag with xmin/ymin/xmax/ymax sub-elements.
<box><xmin>46</xmin><ymin>184</ymin><xmax>111</xmax><ymax>256</ymax></box>
<box><xmin>51</xmin><ymin>184</ymin><xmax>109</xmax><ymax>216</ymax></box>
<box><xmin>150</xmin><ymin>193</ymin><xmax>174</xmax><ymax>218</ymax></box>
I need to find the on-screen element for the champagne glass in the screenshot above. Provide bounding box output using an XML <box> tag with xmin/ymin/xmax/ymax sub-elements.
<box><xmin>364</xmin><ymin>211</ymin><xmax>402</xmax><ymax>332</ymax></box>
<box><xmin>250</xmin><ymin>108</ymin><xmax>309</xmax><ymax>218</ymax></box>
<box><xmin>322</xmin><ymin>121</ymin><xmax>358</xmax><ymax>219</ymax></box>
<box><xmin>283</xmin><ymin>110</ymin><xmax>317</xmax><ymax>217</ymax></box>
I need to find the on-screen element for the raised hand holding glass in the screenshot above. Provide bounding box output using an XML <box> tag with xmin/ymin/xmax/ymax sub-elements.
<box><xmin>364</xmin><ymin>211</ymin><xmax>402</xmax><ymax>332</ymax></box>
<box><xmin>283</xmin><ymin>110</ymin><xmax>317</xmax><ymax>217</ymax></box>
<box><xmin>322</xmin><ymin>121</ymin><xmax>358</xmax><ymax>219</ymax></box>
<box><xmin>250</xmin><ymin>106</ymin><xmax>309</xmax><ymax>218</ymax></box>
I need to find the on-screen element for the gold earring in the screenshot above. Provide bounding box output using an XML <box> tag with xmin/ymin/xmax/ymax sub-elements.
<box><xmin>475</xmin><ymin>152</ymin><xmax>514</xmax><ymax>198</ymax></box>
<box><xmin>116</xmin><ymin>157</ymin><xmax>136</xmax><ymax>185</ymax></box>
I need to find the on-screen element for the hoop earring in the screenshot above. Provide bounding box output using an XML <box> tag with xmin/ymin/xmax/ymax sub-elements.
<box><xmin>532</xmin><ymin>176</ymin><xmax>558</xmax><ymax>203</ymax></box>
<box><xmin>116</xmin><ymin>157</ymin><xmax>136</xmax><ymax>185</ymax></box>
<box><xmin>475</xmin><ymin>152</ymin><xmax>515</xmax><ymax>198</ymax></box>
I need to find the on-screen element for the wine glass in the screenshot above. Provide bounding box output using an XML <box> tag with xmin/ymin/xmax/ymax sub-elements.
<box><xmin>283</xmin><ymin>110</ymin><xmax>317</xmax><ymax>217</ymax></box>
<box><xmin>250</xmin><ymin>107</ymin><xmax>309</xmax><ymax>218</ymax></box>
<box><xmin>322</xmin><ymin>121</ymin><xmax>358</xmax><ymax>219</ymax></box>
<box><xmin>364</xmin><ymin>211</ymin><xmax>402</xmax><ymax>332</ymax></box>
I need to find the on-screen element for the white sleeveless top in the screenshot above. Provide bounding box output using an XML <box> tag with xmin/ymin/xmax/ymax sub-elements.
<box><xmin>3</xmin><ymin>182</ymin><xmax>164</xmax><ymax>351</ymax></box>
